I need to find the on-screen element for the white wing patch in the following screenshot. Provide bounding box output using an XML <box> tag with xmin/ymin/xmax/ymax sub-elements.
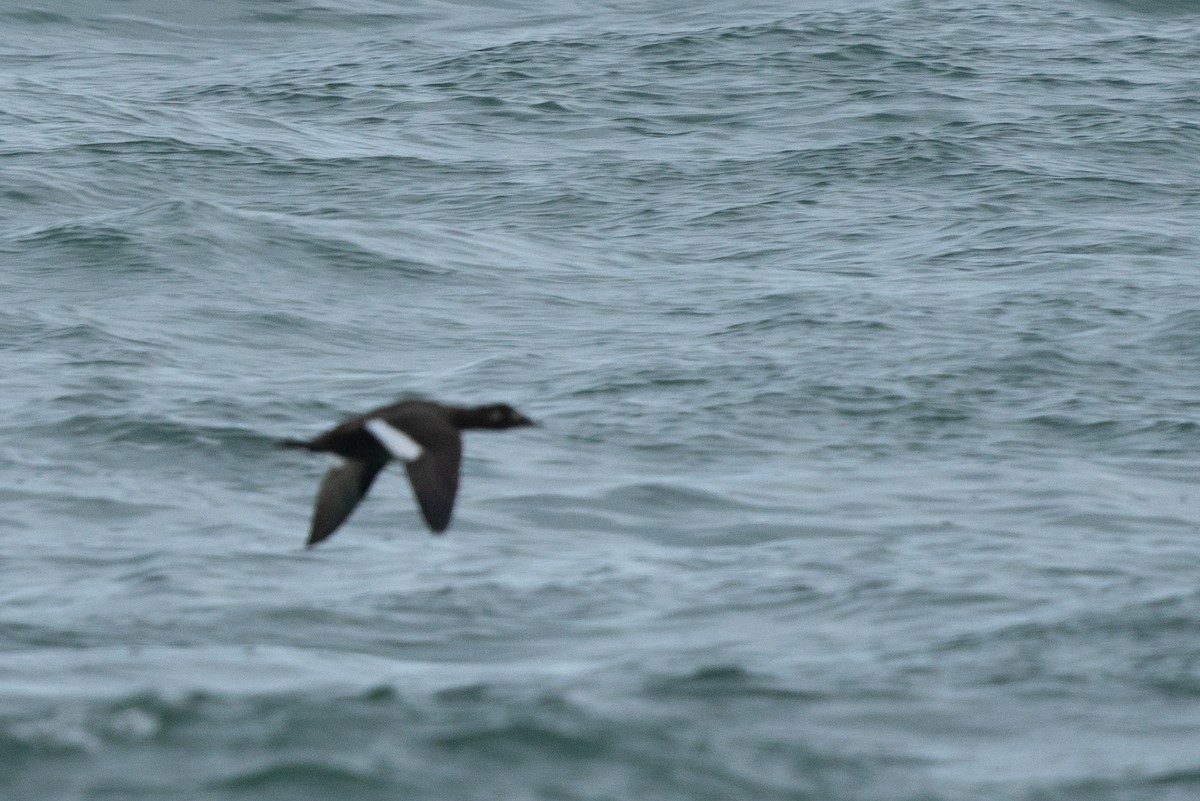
<box><xmin>364</xmin><ymin>418</ymin><xmax>423</xmax><ymax>462</ymax></box>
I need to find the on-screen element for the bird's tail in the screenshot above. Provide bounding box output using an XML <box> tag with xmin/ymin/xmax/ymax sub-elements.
<box><xmin>278</xmin><ymin>438</ymin><xmax>314</xmax><ymax>450</ymax></box>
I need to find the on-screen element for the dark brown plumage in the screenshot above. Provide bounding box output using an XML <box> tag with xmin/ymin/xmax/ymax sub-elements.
<box><xmin>281</xmin><ymin>399</ymin><xmax>534</xmax><ymax>547</ymax></box>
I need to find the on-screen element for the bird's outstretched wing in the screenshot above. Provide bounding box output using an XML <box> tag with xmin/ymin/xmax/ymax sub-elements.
<box><xmin>404</xmin><ymin>438</ymin><xmax>461</xmax><ymax>533</ymax></box>
<box><xmin>306</xmin><ymin>458</ymin><xmax>386</xmax><ymax>548</ymax></box>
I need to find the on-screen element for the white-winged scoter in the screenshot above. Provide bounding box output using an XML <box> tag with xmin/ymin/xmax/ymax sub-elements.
<box><xmin>281</xmin><ymin>399</ymin><xmax>534</xmax><ymax>548</ymax></box>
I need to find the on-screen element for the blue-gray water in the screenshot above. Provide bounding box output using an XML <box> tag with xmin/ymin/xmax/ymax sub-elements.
<box><xmin>3</xmin><ymin>0</ymin><xmax>1200</xmax><ymax>798</ymax></box>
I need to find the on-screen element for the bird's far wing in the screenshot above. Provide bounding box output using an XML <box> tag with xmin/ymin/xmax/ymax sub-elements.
<box><xmin>364</xmin><ymin>418</ymin><xmax>423</xmax><ymax>461</ymax></box>
<box><xmin>306</xmin><ymin>458</ymin><xmax>386</xmax><ymax>548</ymax></box>
<box><xmin>404</xmin><ymin>437</ymin><xmax>461</xmax><ymax>533</ymax></box>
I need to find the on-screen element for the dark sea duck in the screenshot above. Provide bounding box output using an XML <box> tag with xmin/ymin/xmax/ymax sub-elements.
<box><xmin>281</xmin><ymin>399</ymin><xmax>535</xmax><ymax>547</ymax></box>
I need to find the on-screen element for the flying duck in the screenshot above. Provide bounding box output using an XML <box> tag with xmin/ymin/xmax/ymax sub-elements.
<box><xmin>281</xmin><ymin>399</ymin><xmax>535</xmax><ymax>547</ymax></box>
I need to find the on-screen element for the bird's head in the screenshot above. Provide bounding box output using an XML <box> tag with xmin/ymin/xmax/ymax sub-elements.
<box><xmin>473</xmin><ymin>403</ymin><xmax>536</xmax><ymax>429</ymax></box>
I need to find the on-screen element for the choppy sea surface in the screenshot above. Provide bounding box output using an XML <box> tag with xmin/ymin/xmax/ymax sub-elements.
<box><xmin>3</xmin><ymin>0</ymin><xmax>1200</xmax><ymax>798</ymax></box>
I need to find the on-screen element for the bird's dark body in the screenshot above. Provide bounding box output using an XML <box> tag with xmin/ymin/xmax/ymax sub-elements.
<box><xmin>281</xmin><ymin>399</ymin><xmax>533</xmax><ymax>547</ymax></box>
<box><xmin>298</xmin><ymin>402</ymin><xmax>438</xmax><ymax>452</ymax></box>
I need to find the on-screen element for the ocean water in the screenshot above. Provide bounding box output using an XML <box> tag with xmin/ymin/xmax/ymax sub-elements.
<box><xmin>3</xmin><ymin>0</ymin><xmax>1200</xmax><ymax>798</ymax></box>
